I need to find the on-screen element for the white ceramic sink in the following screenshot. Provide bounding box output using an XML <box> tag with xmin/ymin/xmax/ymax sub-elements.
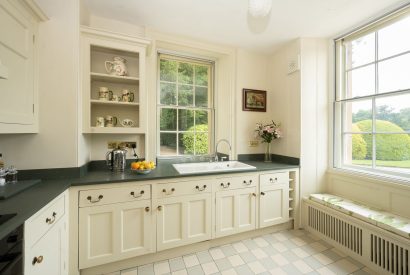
<box><xmin>173</xmin><ymin>161</ymin><xmax>256</xmax><ymax>175</ymax></box>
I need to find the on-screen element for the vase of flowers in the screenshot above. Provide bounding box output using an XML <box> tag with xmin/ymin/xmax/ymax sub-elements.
<box><xmin>255</xmin><ymin>121</ymin><xmax>282</xmax><ymax>162</ymax></box>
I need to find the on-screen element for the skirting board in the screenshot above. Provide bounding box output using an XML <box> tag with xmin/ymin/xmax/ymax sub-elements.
<box><xmin>81</xmin><ymin>221</ymin><xmax>293</xmax><ymax>275</ymax></box>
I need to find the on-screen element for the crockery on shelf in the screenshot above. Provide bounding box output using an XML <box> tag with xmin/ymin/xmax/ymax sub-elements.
<box><xmin>105</xmin><ymin>115</ymin><xmax>118</xmax><ymax>127</ymax></box>
<box><xmin>105</xmin><ymin>56</ymin><xmax>128</xmax><ymax>76</ymax></box>
<box><xmin>96</xmin><ymin>116</ymin><xmax>105</xmax><ymax>127</ymax></box>
<box><xmin>121</xmin><ymin>119</ymin><xmax>134</xmax><ymax>128</ymax></box>
<box><xmin>99</xmin><ymin>87</ymin><xmax>113</xmax><ymax>101</ymax></box>
<box><xmin>121</xmin><ymin>89</ymin><xmax>134</xmax><ymax>102</ymax></box>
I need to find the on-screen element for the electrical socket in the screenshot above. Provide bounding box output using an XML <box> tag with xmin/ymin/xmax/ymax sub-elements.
<box><xmin>248</xmin><ymin>140</ymin><xmax>259</xmax><ymax>147</ymax></box>
<box><xmin>108</xmin><ymin>141</ymin><xmax>137</xmax><ymax>149</ymax></box>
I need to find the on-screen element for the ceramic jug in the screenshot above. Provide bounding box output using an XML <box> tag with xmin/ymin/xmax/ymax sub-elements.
<box><xmin>105</xmin><ymin>56</ymin><xmax>128</xmax><ymax>76</ymax></box>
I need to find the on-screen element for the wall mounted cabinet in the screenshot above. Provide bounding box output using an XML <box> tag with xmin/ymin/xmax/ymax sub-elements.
<box><xmin>80</xmin><ymin>27</ymin><xmax>150</xmax><ymax>134</ymax></box>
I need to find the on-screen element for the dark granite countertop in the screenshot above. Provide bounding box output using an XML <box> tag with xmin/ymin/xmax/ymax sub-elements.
<box><xmin>0</xmin><ymin>160</ymin><xmax>298</xmax><ymax>240</ymax></box>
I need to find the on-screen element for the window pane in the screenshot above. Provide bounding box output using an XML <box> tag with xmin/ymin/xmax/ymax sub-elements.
<box><xmin>379</xmin><ymin>16</ymin><xmax>410</xmax><ymax>59</ymax></box>
<box><xmin>178</xmin><ymin>85</ymin><xmax>193</xmax><ymax>106</ymax></box>
<box><xmin>195</xmin><ymin>87</ymin><xmax>209</xmax><ymax>107</ymax></box>
<box><xmin>178</xmin><ymin>62</ymin><xmax>193</xmax><ymax>84</ymax></box>
<box><xmin>160</xmin><ymin>59</ymin><xmax>177</xmax><ymax>82</ymax></box>
<box><xmin>346</xmin><ymin>65</ymin><xmax>375</xmax><ymax>98</ymax></box>
<box><xmin>345</xmin><ymin>32</ymin><xmax>375</xmax><ymax>69</ymax></box>
<box><xmin>195</xmin><ymin>110</ymin><xmax>208</xmax><ymax>126</ymax></box>
<box><xmin>376</xmin><ymin>94</ymin><xmax>410</xmax><ymax>132</ymax></box>
<box><xmin>375</xmin><ymin>134</ymin><xmax>410</xmax><ymax>173</ymax></box>
<box><xmin>178</xmin><ymin>109</ymin><xmax>194</xmax><ymax>131</ymax></box>
<box><xmin>160</xmin><ymin>133</ymin><xmax>177</xmax><ymax>156</ymax></box>
<box><xmin>160</xmin><ymin>83</ymin><xmax>176</xmax><ymax>105</ymax></box>
<box><xmin>195</xmin><ymin>65</ymin><xmax>209</xmax><ymax>86</ymax></box>
<box><xmin>378</xmin><ymin>53</ymin><xmax>410</xmax><ymax>93</ymax></box>
<box><xmin>343</xmin><ymin>134</ymin><xmax>373</xmax><ymax>167</ymax></box>
<box><xmin>195</xmin><ymin>132</ymin><xmax>209</xmax><ymax>154</ymax></box>
<box><xmin>160</xmin><ymin>108</ymin><xmax>176</xmax><ymax>130</ymax></box>
<box><xmin>344</xmin><ymin>100</ymin><xmax>372</xmax><ymax>132</ymax></box>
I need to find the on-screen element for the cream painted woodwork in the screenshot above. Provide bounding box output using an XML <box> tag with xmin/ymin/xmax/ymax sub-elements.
<box><xmin>215</xmin><ymin>187</ymin><xmax>257</xmax><ymax>238</ymax></box>
<box><xmin>78</xmin><ymin>199</ymin><xmax>153</xmax><ymax>269</ymax></box>
<box><xmin>156</xmin><ymin>193</ymin><xmax>212</xmax><ymax>251</ymax></box>
<box><xmin>24</xmin><ymin>192</ymin><xmax>68</xmax><ymax>275</ymax></box>
<box><xmin>80</xmin><ymin>26</ymin><xmax>150</xmax><ymax>134</ymax></box>
<box><xmin>0</xmin><ymin>0</ymin><xmax>46</xmax><ymax>133</ymax></box>
<box><xmin>259</xmin><ymin>183</ymin><xmax>289</xmax><ymax>228</ymax></box>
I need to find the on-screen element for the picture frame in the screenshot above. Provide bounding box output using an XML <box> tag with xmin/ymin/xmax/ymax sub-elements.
<box><xmin>242</xmin><ymin>89</ymin><xmax>266</xmax><ymax>112</ymax></box>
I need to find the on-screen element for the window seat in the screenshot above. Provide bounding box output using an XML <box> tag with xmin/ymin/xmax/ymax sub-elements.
<box><xmin>309</xmin><ymin>193</ymin><xmax>410</xmax><ymax>240</ymax></box>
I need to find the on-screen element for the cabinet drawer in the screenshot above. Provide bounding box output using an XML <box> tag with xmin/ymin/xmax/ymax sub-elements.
<box><xmin>155</xmin><ymin>179</ymin><xmax>211</xmax><ymax>198</ymax></box>
<box><xmin>214</xmin><ymin>174</ymin><xmax>257</xmax><ymax>191</ymax></box>
<box><xmin>79</xmin><ymin>184</ymin><xmax>151</xmax><ymax>207</ymax></box>
<box><xmin>25</xmin><ymin>194</ymin><xmax>65</xmax><ymax>247</ymax></box>
<box><xmin>260</xmin><ymin>172</ymin><xmax>289</xmax><ymax>186</ymax></box>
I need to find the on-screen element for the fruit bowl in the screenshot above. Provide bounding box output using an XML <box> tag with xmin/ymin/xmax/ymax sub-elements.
<box><xmin>130</xmin><ymin>160</ymin><xmax>156</xmax><ymax>174</ymax></box>
<box><xmin>131</xmin><ymin>168</ymin><xmax>155</xmax><ymax>175</ymax></box>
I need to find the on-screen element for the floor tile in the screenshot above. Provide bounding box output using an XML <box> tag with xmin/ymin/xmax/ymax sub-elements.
<box><xmin>293</xmin><ymin>260</ymin><xmax>314</xmax><ymax>274</ymax></box>
<box><xmin>269</xmin><ymin>267</ymin><xmax>288</xmax><ymax>275</ymax></box>
<box><xmin>227</xmin><ymin>255</ymin><xmax>244</xmax><ymax>267</ymax></box>
<box><xmin>291</xmin><ymin>237</ymin><xmax>307</xmax><ymax>247</ymax></box>
<box><xmin>251</xmin><ymin>248</ymin><xmax>268</xmax><ymax>259</ymax></box>
<box><xmin>272</xmin><ymin>242</ymin><xmax>288</xmax><ymax>252</ymax></box>
<box><xmin>197</xmin><ymin>251</ymin><xmax>214</xmax><ymax>264</ymax></box>
<box><xmin>248</xmin><ymin>261</ymin><xmax>267</xmax><ymax>274</ymax></box>
<box><xmin>171</xmin><ymin>270</ymin><xmax>188</xmax><ymax>275</ymax></box>
<box><xmin>232</xmin><ymin>242</ymin><xmax>248</xmax><ymax>253</ymax></box>
<box><xmin>254</xmin><ymin>237</ymin><xmax>269</xmax><ymax>247</ymax></box>
<box><xmin>281</xmin><ymin>263</ymin><xmax>303</xmax><ymax>275</ymax></box>
<box><xmin>220</xmin><ymin>245</ymin><xmax>237</xmax><ymax>257</ymax></box>
<box><xmin>239</xmin><ymin>251</ymin><xmax>257</xmax><ymax>263</ymax></box>
<box><xmin>312</xmin><ymin>253</ymin><xmax>334</xmax><ymax>266</ymax></box>
<box><xmin>187</xmin><ymin>265</ymin><xmax>204</xmax><ymax>275</ymax></box>
<box><xmin>292</xmin><ymin>247</ymin><xmax>310</xmax><ymax>258</ymax></box>
<box><xmin>259</xmin><ymin>257</ymin><xmax>278</xmax><ymax>270</ymax></box>
<box><xmin>169</xmin><ymin>257</ymin><xmax>185</xmax><ymax>272</ymax></box>
<box><xmin>326</xmin><ymin>259</ymin><xmax>360</xmax><ymax>275</ymax></box>
<box><xmin>138</xmin><ymin>263</ymin><xmax>154</xmax><ymax>275</ymax></box>
<box><xmin>316</xmin><ymin>266</ymin><xmax>337</xmax><ymax>275</ymax></box>
<box><xmin>121</xmin><ymin>267</ymin><xmax>138</xmax><ymax>275</ymax></box>
<box><xmin>214</xmin><ymin>258</ymin><xmax>232</xmax><ymax>271</ymax></box>
<box><xmin>303</xmin><ymin>256</ymin><xmax>324</xmax><ymax>270</ymax></box>
<box><xmin>210</xmin><ymin>248</ymin><xmax>226</xmax><ymax>260</ymax></box>
<box><xmin>271</xmin><ymin>254</ymin><xmax>289</xmax><ymax>266</ymax></box>
<box><xmin>183</xmin><ymin>254</ymin><xmax>200</xmax><ymax>268</ymax></box>
<box><xmin>201</xmin><ymin>261</ymin><xmax>219</xmax><ymax>275</ymax></box>
<box><xmin>220</xmin><ymin>268</ymin><xmax>237</xmax><ymax>275</ymax></box>
<box><xmin>235</xmin><ymin>264</ymin><xmax>254</xmax><ymax>275</ymax></box>
<box><xmin>281</xmin><ymin>250</ymin><xmax>299</xmax><ymax>263</ymax></box>
<box><xmin>272</xmin><ymin>232</ymin><xmax>288</xmax><ymax>242</ymax></box>
<box><xmin>242</xmin><ymin>239</ymin><xmax>258</xmax><ymax>250</ymax></box>
<box><xmin>154</xmin><ymin>261</ymin><xmax>170</xmax><ymax>275</ymax></box>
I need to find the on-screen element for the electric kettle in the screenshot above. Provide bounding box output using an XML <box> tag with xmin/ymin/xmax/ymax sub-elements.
<box><xmin>106</xmin><ymin>147</ymin><xmax>127</xmax><ymax>172</ymax></box>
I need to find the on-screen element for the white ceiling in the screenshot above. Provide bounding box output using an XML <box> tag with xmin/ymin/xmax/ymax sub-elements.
<box><xmin>83</xmin><ymin>0</ymin><xmax>409</xmax><ymax>53</ymax></box>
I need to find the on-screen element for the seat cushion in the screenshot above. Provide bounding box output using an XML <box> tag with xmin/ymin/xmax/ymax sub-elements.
<box><xmin>309</xmin><ymin>193</ymin><xmax>410</xmax><ymax>239</ymax></box>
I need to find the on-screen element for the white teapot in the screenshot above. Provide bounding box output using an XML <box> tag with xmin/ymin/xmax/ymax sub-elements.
<box><xmin>105</xmin><ymin>56</ymin><xmax>128</xmax><ymax>76</ymax></box>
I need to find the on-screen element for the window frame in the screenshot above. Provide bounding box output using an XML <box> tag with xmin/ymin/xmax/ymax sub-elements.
<box><xmin>156</xmin><ymin>53</ymin><xmax>215</xmax><ymax>158</ymax></box>
<box><xmin>333</xmin><ymin>5</ymin><xmax>410</xmax><ymax>179</ymax></box>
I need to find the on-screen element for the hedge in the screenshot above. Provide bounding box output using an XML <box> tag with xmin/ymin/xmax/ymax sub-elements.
<box><xmin>351</xmin><ymin>124</ymin><xmax>367</xmax><ymax>160</ymax></box>
<box><xmin>182</xmin><ymin>124</ymin><xmax>209</xmax><ymax>154</ymax></box>
<box><xmin>355</xmin><ymin>120</ymin><xmax>410</xmax><ymax>161</ymax></box>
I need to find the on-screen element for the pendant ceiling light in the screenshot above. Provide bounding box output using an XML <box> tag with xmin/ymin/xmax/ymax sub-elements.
<box><xmin>248</xmin><ymin>0</ymin><xmax>272</xmax><ymax>18</ymax></box>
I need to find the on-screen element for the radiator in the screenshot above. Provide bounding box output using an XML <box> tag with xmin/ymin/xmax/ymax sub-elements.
<box><xmin>304</xmin><ymin>201</ymin><xmax>410</xmax><ymax>275</ymax></box>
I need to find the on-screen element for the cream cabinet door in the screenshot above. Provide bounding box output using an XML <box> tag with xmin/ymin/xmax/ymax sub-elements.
<box><xmin>25</xmin><ymin>219</ymin><xmax>66</xmax><ymax>275</ymax></box>
<box><xmin>215</xmin><ymin>187</ymin><xmax>256</xmax><ymax>238</ymax></box>
<box><xmin>79</xmin><ymin>199</ymin><xmax>153</xmax><ymax>269</ymax></box>
<box><xmin>259</xmin><ymin>183</ymin><xmax>289</xmax><ymax>228</ymax></box>
<box><xmin>157</xmin><ymin>193</ymin><xmax>212</xmax><ymax>251</ymax></box>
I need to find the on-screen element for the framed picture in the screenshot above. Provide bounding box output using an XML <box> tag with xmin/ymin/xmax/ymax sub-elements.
<box><xmin>242</xmin><ymin>89</ymin><xmax>266</xmax><ymax>112</ymax></box>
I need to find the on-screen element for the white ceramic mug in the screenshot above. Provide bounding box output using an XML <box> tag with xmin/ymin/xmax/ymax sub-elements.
<box><xmin>105</xmin><ymin>115</ymin><xmax>118</xmax><ymax>127</ymax></box>
<box><xmin>96</xmin><ymin>117</ymin><xmax>105</xmax><ymax>127</ymax></box>
<box><xmin>99</xmin><ymin>87</ymin><xmax>113</xmax><ymax>101</ymax></box>
<box><xmin>121</xmin><ymin>89</ymin><xmax>134</xmax><ymax>102</ymax></box>
<box><xmin>121</xmin><ymin>119</ymin><xmax>134</xmax><ymax>127</ymax></box>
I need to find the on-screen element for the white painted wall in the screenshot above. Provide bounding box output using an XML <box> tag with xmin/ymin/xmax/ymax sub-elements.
<box><xmin>0</xmin><ymin>0</ymin><xmax>80</xmax><ymax>169</ymax></box>
<box><xmin>235</xmin><ymin>49</ymin><xmax>272</xmax><ymax>155</ymax></box>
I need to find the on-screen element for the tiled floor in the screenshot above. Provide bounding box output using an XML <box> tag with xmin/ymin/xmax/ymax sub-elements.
<box><xmin>116</xmin><ymin>229</ymin><xmax>375</xmax><ymax>275</ymax></box>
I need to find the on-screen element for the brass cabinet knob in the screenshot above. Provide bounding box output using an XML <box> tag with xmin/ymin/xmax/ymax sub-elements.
<box><xmin>269</xmin><ymin>177</ymin><xmax>278</xmax><ymax>183</ymax></box>
<box><xmin>32</xmin><ymin>255</ymin><xmax>43</xmax><ymax>265</ymax></box>
<box><xmin>220</xmin><ymin>182</ymin><xmax>230</xmax><ymax>188</ymax></box>
<box><xmin>157</xmin><ymin>205</ymin><xmax>162</xmax><ymax>211</ymax></box>
<box><xmin>162</xmin><ymin>188</ymin><xmax>175</xmax><ymax>195</ymax></box>
<box><xmin>261</xmin><ymin>192</ymin><xmax>266</xmax><ymax>196</ymax></box>
<box><xmin>87</xmin><ymin>195</ymin><xmax>103</xmax><ymax>203</ymax></box>
<box><xmin>131</xmin><ymin>190</ymin><xmax>144</xmax><ymax>198</ymax></box>
<box><xmin>251</xmin><ymin>193</ymin><xmax>257</xmax><ymax>197</ymax></box>
<box><xmin>45</xmin><ymin>212</ymin><xmax>56</xmax><ymax>224</ymax></box>
<box><xmin>145</xmin><ymin>206</ymin><xmax>150</xmax><ymax>212</ymax></box>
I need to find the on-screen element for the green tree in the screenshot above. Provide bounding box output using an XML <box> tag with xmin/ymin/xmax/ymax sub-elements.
<box><xmin>351</xmin><ymin>124</ymin><xmax>367</xmax><ymax>160</ymax></box>
<box><xmin>355</xmin><ymin>120</ymin><xmax>410</xmax><ymax>161</ymax></box>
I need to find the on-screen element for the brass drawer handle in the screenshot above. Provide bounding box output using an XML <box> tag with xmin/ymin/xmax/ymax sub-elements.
<box><xmin>131</xmin><ymin>190</ymin><xmax>144</xmax><ymax>198</ymax></box>
<box><xmin>196</xmin><ymin>185</ymin><xmax>207</xmax><ymax>191</ymax></box>
<box><xmin>157</xmin><ymin>205</ymin><xmax>162</xmax><ymax>211</ymax></box>
<box><xmin>45</xmin><ymin>212</ymin><xmax>56</xmax><ymax>224</ymax></box>
<box><xmin>269</xmin><ymin>177</ymin><xmax>278</xmax><ymax>183</ymax></box>
<box><xmin>32</xmin><ymin>255</ymin><xmax>43</xmax><ymax>265</ymax></box>
<box><xmin>261</xmin><ymin>192</ymin><xmax>266</xmax><ymax>196</ymax></box>
<box><xmin>243</xmin><ymin>180</ymin><xmax>252</xmax><ymax>185</ymax></box>
<box><xmin>145</xmin><ymin>206</ymin><xmax>150</xmax><ymax>212</ymax></box>
<box><xmin>220</xmin><ymin>182</ymin><xmax>230</xmax><ymax>188</ymax></box>
<box><xmin>251</xmin><ymin>193</ymin><xmax>257</xmax><ymax>197</ymax></box>
<box><xmin>162</xmin><ymin>188</ymin><xmax>175</xmax><ymax>195</ymax></box>
<box><xmin>87</xmin><ymin>195</ymin><xmax>103</xmax><ymax>203</ymax></box>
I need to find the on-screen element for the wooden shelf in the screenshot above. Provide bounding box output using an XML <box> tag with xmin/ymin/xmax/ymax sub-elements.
<box><xmin>88</xmin><ymin>127</ymin><xmax>145</xmax><ymax>134</ymax></box>
<box><xmin>90</xmin><ymin>99</ymin><xmax>139</xmax><ymax>106</ymax></box>
<box><xmin>90</xmin><ymin>72</ymin><xmax>139</xmax><ymax>84</ymax></box>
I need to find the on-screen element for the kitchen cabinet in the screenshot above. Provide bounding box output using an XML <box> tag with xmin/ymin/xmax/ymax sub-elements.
<box><xmin>0</xmin><ymin>0</ymin><xmax>47</xmax><ymax>133</ymax></box>
<box><xmin>156</xmin><ymin>193</ymin><xmax>212</xmax><ymax>251</ymax></box>
<box><xmin>80</xmin><ymin>26</ymin><xmax>150</xmax><ymax>135</ymax></box>
<box><xmin>78</xmin><ymin>185</ymin><xmax>153</xmax><ymax>269</ymax></box>
<box><xmin>215</xmin><ymin>187</ymin><xmax>257</xmax><ymax>238</ymax></box>
<box><xmin>24</xmin><ymin>192</ymin><xmax>67</xmax><ymax>275</ymax></box>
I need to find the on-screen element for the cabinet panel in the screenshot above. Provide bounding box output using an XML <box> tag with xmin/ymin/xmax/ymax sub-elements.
<box><xmin>157</xmin><ymin>193</ymin><xmax>211</xmax><ymax>251</ymax></box>
<box><xmin>259</xmin><ymin>184</ymin><xmax>289</xmax><ymax>228</ymax></box>
<box><xmin>215</xmin><ymin>187</ymin><xmax>256</xmax><ymax>238</ymax></box>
